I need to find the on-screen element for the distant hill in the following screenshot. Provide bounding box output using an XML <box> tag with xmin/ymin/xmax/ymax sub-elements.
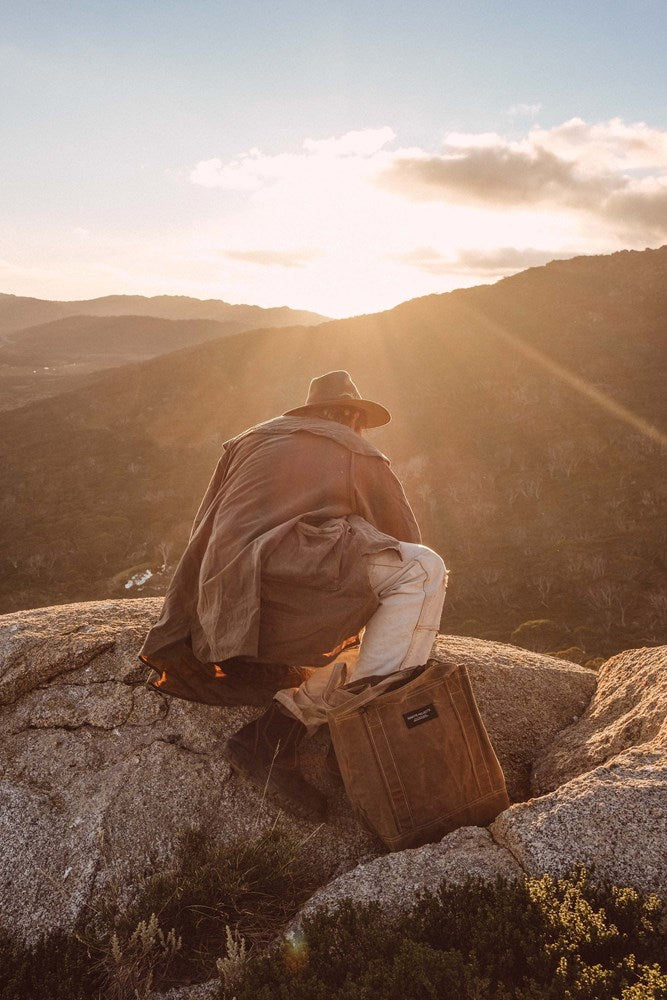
<box><xmin>0</xmin><ymin>247</ymin><xmax>665</xmax><ymax>661</ymax></box>
<box><xmin>0</xmin><ymin>314</ymin><xmax>247</xmax><ymax>363</ymax></box>
<box><xmin>0</xmin><ymin>301</ymin><xmax>328</xmax><ymax>410</ymax></box>
<box><xmin>0</xmin><ymin>292</ymin><xmax>327</xmax><ymax>336</ymax></box>
<box><xmin>0</xmin><ymin>315</ymin><xmax>245</xmax><ymax>411</ymax></box>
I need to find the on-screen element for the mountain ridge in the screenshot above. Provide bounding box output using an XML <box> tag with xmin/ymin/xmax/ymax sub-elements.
<box><xmin>0</xmin><ymin>307</ymin><xmax>327</xmax><ymax>411</ymax></box>
<box><xmin>0</xmin><ymin>291</ymin><xmax>328</xmax><ymax>336</ymax></box>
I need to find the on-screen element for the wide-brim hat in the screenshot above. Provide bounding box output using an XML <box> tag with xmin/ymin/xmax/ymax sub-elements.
<box><xmin>284</xmin><ymin>370</ymin><xmax>391</xmax><ymax>428</ymax></box>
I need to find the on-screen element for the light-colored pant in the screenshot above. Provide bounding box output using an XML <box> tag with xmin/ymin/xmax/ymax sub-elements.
<box><xmin>274</xmin><ymin>542</ymin><xmax>448</xmax><ymax>734</ymax></box>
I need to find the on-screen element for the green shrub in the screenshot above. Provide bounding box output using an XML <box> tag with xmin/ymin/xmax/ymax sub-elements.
<box><xmin>2</xmin><ymin>840</ymin><xmax>664</xmax><ymax>1000</ymax></box>
<box><xmin>97</xmin><ymin>824</ymin><xmax>325</xmax><ymax>992</ymax></box>
<box><xmin>235</xmin><ymin>867</ymin><xmax>667</xmax><ymax>1000</ymax></box>
<box><xmin>551</xmin><ymin>646</ymin><xmax>586</xmax><ymax>664</ymax></box>
<box><xmin>0</xmin><ymin>928</ymin><xmax>102</xmax><ymax>1000</ymax></box>
<box><xmin>511</xmin><ymin>619</ymin><xmax>571</xmax><ymax>653</ymax></box>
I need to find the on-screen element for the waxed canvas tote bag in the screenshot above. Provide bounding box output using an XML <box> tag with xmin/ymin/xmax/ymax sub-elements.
<box><xmin>326</xmin><ymin>659</ymin><xmax>510</xmax><ymax>851</ymax></box>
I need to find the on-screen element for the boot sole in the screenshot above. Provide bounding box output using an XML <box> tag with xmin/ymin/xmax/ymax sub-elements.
<box><xmin>222</xmin><ymin>739</ymin><xmax>327</xmax><ymax>823</ymax></box>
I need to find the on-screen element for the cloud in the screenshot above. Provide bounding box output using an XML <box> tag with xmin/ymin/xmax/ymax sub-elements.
<box><xmin>43</xmin><ymin>117</ymin><xmax>652</xmax><ymax>316</ymax></box>
<box><xmin>190</xmin><ymin>155</ymin><xmax>267</xmax><ymax>191</ymax></box>
<box><xmin>302</xmin><ymin>127</ymin><xmax>396</xmax><ymax>157</ymax></box>
<box><xmin>530</xmin><ymin>117</ymin><xmax>667</xmax><ymax>169</ymax></box>
<box><xmin>378</xmin><ymin>118</ymin><xmax>667</xmax><ymax>239</ymax></box>
<box><xmin>382</xmin><ymin>145</ymin><xmax>588</xmax><ymax>205</ymax></box>
<box><xmin>506</xmin><ymin>102</ymin><xmax>543</xmax><ymax>118</ymax></box>
<box><xmin>190</xmin><ymin>127</ymin><xmax>396</xmax><ymax>192</ymax></box>
<box><xmin>604</xmin><ymin>180</ymin><xmax>667</xmax><ymax>233</ymax></box>
<box><xmin>190</xmin><ymin>121</ymin><xmax>667</xmax><ymax>242</ymax></box>
<box><xmin>222</xmin><ymin>248</ymin><xmax>324</xmax><ymax>268</ymax></box>
<box><xmin>394</xmin><ymin>246</ymin><xmax>570</xmax><ymax>276</ymax></box>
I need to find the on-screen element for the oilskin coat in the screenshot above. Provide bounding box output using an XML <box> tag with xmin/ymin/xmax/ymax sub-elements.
<box><xmin>138</xmin><ymin>416</ymin><xmax>420</xmax><ymax>704</ymax></box>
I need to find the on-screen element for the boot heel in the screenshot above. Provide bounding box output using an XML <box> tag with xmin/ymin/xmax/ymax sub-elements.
<box><xmin>223</xmin><ymin>709</ymin><xmax>328</xmax><ymax>822</ymax></box>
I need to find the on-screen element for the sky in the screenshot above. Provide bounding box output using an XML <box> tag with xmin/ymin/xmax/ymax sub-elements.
<box><xmin>1</xmin><ymin>0</ymin><xmax>666</xmax><ymax>317</ymax></box>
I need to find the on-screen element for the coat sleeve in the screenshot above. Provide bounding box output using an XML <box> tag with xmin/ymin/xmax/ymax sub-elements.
<box><xmin>189</xmin><ymin>449</ymin><xmax>234</xmax><ymax>541</ymax></box>
<box><xmin>351</xmin><ymin>453</ymin><xmax>422</xmax><ymax>544</ymax></box>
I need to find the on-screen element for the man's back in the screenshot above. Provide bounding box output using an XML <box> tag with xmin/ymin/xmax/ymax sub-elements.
<box><xmin>196</xmin><ymin>421</ymin><xmax>362</xmax><ymax>561</ymax></box>
<box><xmin>141</xmin><ymin>415</ymin><xmax>419</xmax><ymax>669</ymax></box>
<box><xmin>194</xmin><ymin>416</ymin><xmax>417</xmax><ymax>553</ymax></box>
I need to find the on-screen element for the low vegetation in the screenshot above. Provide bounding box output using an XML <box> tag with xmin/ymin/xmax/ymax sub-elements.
<box><xmin>0</xmin><ymin>825</ymin><xmax>323</xmax><ymax>1000</ymax></box>
<box><xmin>238</xmin><ymin>868</ymin><xmax>666</xmax><ymax>999</ymax></box>
<box><xmin>1</xmin><ymin>826</ymin><xmax>665</xmax><ymax>1000</ymax></box>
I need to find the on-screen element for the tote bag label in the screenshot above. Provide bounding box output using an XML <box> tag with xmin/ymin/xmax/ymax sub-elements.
<box><xmin>403</xmin><ymin>703</ymin><xmax>438</xmax><ymax>728</ymax></box>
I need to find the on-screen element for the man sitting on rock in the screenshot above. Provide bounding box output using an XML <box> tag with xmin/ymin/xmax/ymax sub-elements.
<box><xmin>139</xmin><ymin>371</ymin><xmax>448</xmax><ymax>821</ymax></box>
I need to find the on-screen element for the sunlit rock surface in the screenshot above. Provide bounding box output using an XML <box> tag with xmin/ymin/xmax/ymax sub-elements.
<box><xmin>493</xmin><ymin>743</ymin><xmax>667</xmax><ymax>898</ymax></box>
<box><xmin>0</xmin><ymin>599</ymin><xmax>373</xmax><ymax>943</ymax></box>
<box><xmin>531</xmin><ymin>644</ymin><xmax>667</xmax><ymax>796</ymax></box>
<box><xmin>0</xmin><ymin>598</ymin><xmax>601</xmax><ymax>943</ymax></box>
<box><xmin>431</xmin><ymin>634</ymin><xmax>596</xmax><ymax>801</ymax></box>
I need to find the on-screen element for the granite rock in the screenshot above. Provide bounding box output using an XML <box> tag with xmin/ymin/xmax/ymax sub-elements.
<box><xmin>0</xmin><ymin>599</ymin><xmax>373</xmax><ymax>944</ymax></box>
<box><xmin>289</xmin><ymin>826</ymin><xmax>522</xmax><ymax>933</ymax></box>
<box><xmin>531</xmin><ymin>644</ymin><xmax>667</xmax><ymax>796</ymax></box>
<box><xmin>432</xmin><ymin>634</ymin><xmax>596</xmax><ymax>801</ymax></box>
<box><xmin>492</xmin><ymin>743</ymin><xmax>667</xmax><ymax>898</ymax></box>
<box><xmin>0</xmin><ymin>598</ymin><xmax>598</xmax><ymax>943</ymax></box>
<box><xmin>154</xmin><ymin>982</ymin><xmax>220</xmax><ymax>1000</ymax></box>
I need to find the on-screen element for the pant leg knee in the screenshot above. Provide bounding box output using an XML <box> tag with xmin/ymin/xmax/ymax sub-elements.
<box><xmin>414</xmin><ymin>545</ymin><xmax>447</xmax><ymax>586</ymax></box>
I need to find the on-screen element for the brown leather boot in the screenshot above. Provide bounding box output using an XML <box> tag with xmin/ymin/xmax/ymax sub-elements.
<box><xmin>223</xmin><ymin>701</ymin><xmax>327</xmax><ymax>822</ymax></box>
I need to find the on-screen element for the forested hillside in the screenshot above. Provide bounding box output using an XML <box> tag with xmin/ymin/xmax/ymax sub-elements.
<box><xmin>1</xmin><ymin>247</ymin><xmax>665</xmax><ymax>661</ymax></box>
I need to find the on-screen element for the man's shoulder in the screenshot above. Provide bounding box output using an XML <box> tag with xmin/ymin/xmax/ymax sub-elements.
<box><xmin>223</xmin><ymin>415</ymin><xmax>390</xmax><ymax>462</ymax></box>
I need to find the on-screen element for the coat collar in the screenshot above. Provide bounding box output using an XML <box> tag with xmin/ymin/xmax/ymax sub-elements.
<box><xmin>223</xmin><ymin>415</ymin><xmax>389</xmax><ymax>461</ymax></box>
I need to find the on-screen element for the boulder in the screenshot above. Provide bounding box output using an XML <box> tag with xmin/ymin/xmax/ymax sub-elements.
<box><xmin>289</xmin><ymin>826</ymin><xmax>522</xmax><ymax>932</ymax></box>
<box><xmin>155</xmin><ymin>984</ymin><xmax>219</xmax><ymax>1000</ymax></box>
<box><xmin>0</xmin><ymin>599</ymin><xmax>596</xmax><ymax>944</ymax></box>
<box><xmin>531</xmin><ymin>645</ymin><xmax>667</xmax><ymax>796</ymax></box>
<box><xmin>432</xmin><ymin>635</ymin><xmax>596</xmax><ymax>801</ymax></box>
<box><xmin>0</xmin><ymin>599</ymin><xmax>374</xmax><ymax>945</ymax></box>
<box><xmin>492</xmin><ymin>743</ymin><xmax>667</xmax><ymax>898</ymax></box>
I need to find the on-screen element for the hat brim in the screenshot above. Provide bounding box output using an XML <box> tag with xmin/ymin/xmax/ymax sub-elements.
<box><xmin>283</xmin><ymin>398</ymin><xmax>391</xmax><ymax>428</ymax></box>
